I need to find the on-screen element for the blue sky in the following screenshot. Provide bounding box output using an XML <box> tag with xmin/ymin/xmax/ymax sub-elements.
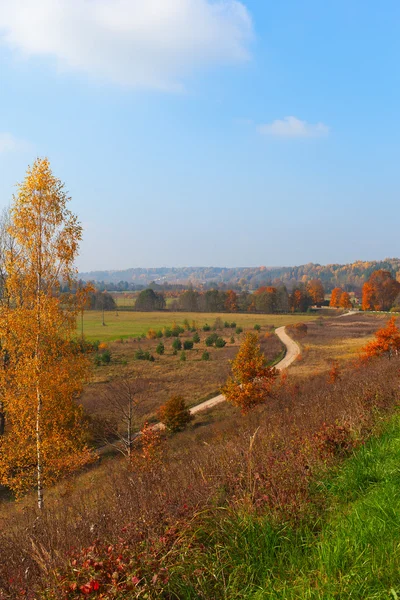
<box><xmin>0</xmin><ymin>0</ymin><xmax>399</xmax><ymax>271</ymax></box>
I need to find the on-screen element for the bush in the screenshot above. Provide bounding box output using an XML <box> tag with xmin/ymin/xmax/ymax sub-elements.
<box><xmin>172</xmin><ymin>338</ymin><xmax>182</xmax><ymax>352</ymax></box>
<box><xmin>224</xmin><ymin>321</ymin><xmax>230</xmax><ymax>328</ymax></box>
<box><xmin>201</xmin><ymin>351</ymin><xmax>210</xmax><ymax>361</ymax></box>
<box><xmin>134</xmin><ymin>349</ymin><xmax>155</xmax><ymax>362</ymax></box>
<box><xmin>183</xmin><ymin>340</ymin><xmax>193</xmax><ymax>350</ymax></box>
<box><xmin>235</xmin><ymin>326</ymin><xmax>243</xmax><ymax>334</ymax></box>
<box><xmin>171</xmin><ymin>325</ymin><xmax>184</xmax><ymax>337</ymax></box>
<box><xmin>163</xmin><ymin>327</ymin><xmax>172</xmax><ymax>338</ymax></box>
<box><xmin>205</xmin><ymin>333</ymin><xmax>219</xmax><ymax>347</ymax></box>
<box><xmin>192</xmin><ymin>332</ymin><xmax>200</xmax><ymax>343</ymax></box>
<box><xmin>287</xmin><ymin>323</ymin><xmax>308</xmax><ymax>338</ymax></box>
<box><xmin>156</xmin><ymin>342</ymin><xmax>165</xmax><ymax>355</ymax></box>
<box><xmin>101</xmin><ymin>349</ymin><xmax>111</xmax><ymax>364</ymax></box>
<box><xmin>94</xmin><ymin>349</ymin><xmax>112</xmax><ymax>365</ymax></box>
<box><xmin>230</xmin><ymin>336</ymin><xmax>235</xmax><ymax>344</ymax></box>
<box><xmin>156</xmin><ymin>330</ymin><xmax>163</xmax><ymax>339</ymax></box>
<box><xmin>215</xmin><ymin>337</ymin><xmax>226</xmax><ymax>348</ymax></box>
<box><xmin>157</xmin><ymin>395</ymin><xmax>193</xmax><ymax>432</ymax></box>
<box><xmin>254</xmin><ymin>324</ymin><xmax>261</xmax><ymax>331</ymax></box>
<box><xmin>203</xmin><ymin>324</ymin><xmax>211</xmax><ymax>332</ymax></box>
<box><xmin>146</xmin><ymin>328</ymin><xmax>157</xmax><ymax>339</ymax></box>
<box><xmin>180</xmin><ymin>351</ymin><xmax>187</xmax><ymax>362</ymax></box>
<box><xmin>230</xmin><ymin>322</ymin><xmax>236</xmax><ymax>328</ymax></box>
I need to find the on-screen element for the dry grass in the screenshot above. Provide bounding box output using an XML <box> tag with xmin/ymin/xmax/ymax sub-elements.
<box><xmin>82</xmin><ymin>327</ymin><xmax>284</xmax><ymax>428</ymax></box>
<box><xmin>1</xmin><ymin>354</ymin><xmax>399</xmax><ymax>598</ymax></box>
<box><xmin>288</xmin><ymin>313</ymin><xmax>388</xmax><ymax>376</ymax></box>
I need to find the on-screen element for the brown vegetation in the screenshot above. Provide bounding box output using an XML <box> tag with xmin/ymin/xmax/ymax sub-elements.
<box><xmin>81</xmin><ymin>327</ymin><xmax>284</xmax><ymax>437</ymax></box>
<box><xmin>1</xmin><ymin>352</ymin><xmax>399</xmax><ymax>598</ymax></box>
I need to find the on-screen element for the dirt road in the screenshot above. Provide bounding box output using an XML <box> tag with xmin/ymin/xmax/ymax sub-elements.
<box><xmin>189</xmin><ymin>326</ymin><xmax>299</xmax><ymax>416</ymax></box>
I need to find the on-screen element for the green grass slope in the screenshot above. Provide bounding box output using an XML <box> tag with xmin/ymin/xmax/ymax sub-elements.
<box><xmin>165</xmin><ymin>412</ymin><xmax>400</xmax><ymax>599</ymax></box>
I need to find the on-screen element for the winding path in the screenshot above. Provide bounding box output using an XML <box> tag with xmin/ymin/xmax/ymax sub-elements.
<box><xmin>188</xmin><ymin>326</ymin><xmax>299</xmax><ymax>416</ymax></box>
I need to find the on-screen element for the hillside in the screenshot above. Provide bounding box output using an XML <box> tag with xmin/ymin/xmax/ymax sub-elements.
<box><xmin>79</xmin><ymin>258</ymin><xmax>400</xmax><ymax>291</ymax></box>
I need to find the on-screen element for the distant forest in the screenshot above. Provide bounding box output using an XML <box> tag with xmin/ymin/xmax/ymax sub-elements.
<box><xmin>79</xmin><ymin>258</ymin><xmax>400</xmax><ymax>293</ymax></box>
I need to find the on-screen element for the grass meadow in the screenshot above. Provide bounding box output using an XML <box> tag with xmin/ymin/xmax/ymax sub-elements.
<box><xmin>79</xmin><ymin>310</ymin><xmax>316</xmax><ymax>341</ymax></box>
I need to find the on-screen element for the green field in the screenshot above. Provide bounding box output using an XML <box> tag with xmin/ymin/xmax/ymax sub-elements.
<box><xmin>79</xmin><ymin>311</ymin><xmax>316</xmax><ymax>341</ymax></box>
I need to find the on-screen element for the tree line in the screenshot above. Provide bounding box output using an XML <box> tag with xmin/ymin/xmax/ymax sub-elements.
<box><xmin>79</xmin><ymin>259</ymin><xmax>400</xmax><ymax>292</ymax></box>
<box><xmin>130</xmin><ymin>279</ymin><xmax>327</xmax><ymax>313</ymax></box>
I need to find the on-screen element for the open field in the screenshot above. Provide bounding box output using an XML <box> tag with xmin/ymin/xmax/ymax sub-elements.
<box><xmin>81</xmin><ymin>312</ymin><xmax>389</xmax><ymax>431</ymax></box>
<box><xmin>82</xmin><ymin>324</ymin><xmax>285</xmax><ymax>428</ymax></box>
<box><xmin>80</xmin><ymin>310</ymin><xmax>316</xmax><ymax>341</ymax></box>
<box><xmin>288</xmin><ymin>312</ymin><xmax>390</xmax><ymax>376</ymax></box>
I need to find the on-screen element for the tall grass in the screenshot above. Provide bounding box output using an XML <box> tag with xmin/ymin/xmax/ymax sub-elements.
<box><xmin>163</xmin><ymin>413</ymin><xmax>400</xmax><ymax>599</ymax></box>
<box><xmin>1</xmin><ymin>356</ymin><xmax>400</xmax><ymax>598</ymax></box>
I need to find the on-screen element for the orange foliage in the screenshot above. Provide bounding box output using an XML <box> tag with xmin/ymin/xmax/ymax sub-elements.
<box><xmin>222</xmin><ymin>332</ymin><xmax>278</xmax><ymax>414</ymax></box>
<box><xmin>362</xmin><ymin>282</ymin><xmax>374</xmax><ymax>311</ymax></box>
<box><xmin>361</xmin><ymin>317</ymin><xmax>400</xmax><ymax>359</ymax></box>
<box><xmin>306</xmin><ymin>279</ymin><xmax>325</xmax><ymax>305</ymax></box>
<box><xmin>131</xmin><ymin>422</ymin><xmax>163</xmax><ymax>472</ymax></box>
<box><xmin>225</xmin><ymin>289</ymin><xmax>238</xmax><ymax>312</ymax></box>
<box><xmin>146</xmin><ymin>328</ymin><xmax>157</xmax><ymax>339</ymax></box>
<box><xmin>157</xmin><ymin>396</ymin><xmax>193</xmax><ymax>432</ymax></box>
<box><xmin>330</xmin><ymin>287</ymin><xmax>343</xmax><ymax>308</ymax></box>
<box><xmin>339</xmin><ymin>291</ymin><xmax>352</xmax><ymax>309</ymax></box>
<box><xmin>0</xmin><ymin>159</ymin><xmax>94</xmax><ymax>505</ymax></box>
<box><xmin>362</xmin><ymin>270</ymin><xmax>400</xmax><ymax>311</ymax></box>
<box><xmin>328</xmin><ymin>360</ymin><xmax>341</xmax><ymax>384</ymax></box>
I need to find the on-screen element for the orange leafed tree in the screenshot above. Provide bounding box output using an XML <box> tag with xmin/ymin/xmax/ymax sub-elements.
<box><xmin>0</xmin><ymin>158</ymin><xmax>93</xmax><ymax>508</ymax></box>
<box><xmin>361</xmin><ymin>317</ymin><xmax>400</xmax><ymax>360</ymax></box>
<box><xmin>157</xmin><ymin>395</ymin><xmax>193</xmax><ymax>432</ymax></box>
<box><xmin>362</xmin><ymin>270</ymin><xmax>400</xmax><ymax>311</ymax></box>
<box><xmin>339</xmin><ymin>291</ymin><xmax>352</xmax><ymax>309</ymax></box>
<box><xmin>225</xmin><ymin>290</ymin><xmax>238</xmax><ymax>312</ymax></box>
<box><xmin>307</xmin><ymin>279</ymin><xmax>325</xmax><ymax>306</ymax></box>
<box><xmin>222</xmin><ymin>332</ymin><xmax>278</xmax><ymax>413</ymax></box>
<box><xmin>361</xmin><ymin>281</ymin><xmax>374</xmax><ymax>311</ymax></box>
<box><xmin>330</xmin><ymin>287</ymin><xmax>343</xmax><ymax>308</ymax></box>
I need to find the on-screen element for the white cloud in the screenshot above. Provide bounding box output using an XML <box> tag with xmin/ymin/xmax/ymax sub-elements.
<box><xmin>0</xmin><ymin>132</ymin><xmax>30</xmax><ymax>153</ymax></box>
<box><xmin>258</xmin><ymin>116</ymin><xmax>330</xmax><ymax>138</ymax></box>
<box><xmin>0</xmin><ymin>0</ymin><xmax>253</xmax><ymax>91</ymax></box>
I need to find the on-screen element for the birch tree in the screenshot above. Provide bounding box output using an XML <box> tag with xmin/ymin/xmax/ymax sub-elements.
<box><xmin>0</xmin><ymin>158</ymin><xmax>93</xmax><ymax>508</ymax></box>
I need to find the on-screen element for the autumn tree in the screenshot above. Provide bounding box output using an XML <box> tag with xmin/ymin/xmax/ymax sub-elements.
<box><xmin>361</xmin><ymin>317</ymin><xmax>400</xmax><ymax>359</ymax></box>
<box><xmin>0</xmin><ymin>207</ymin><xmax>15</xmax><ymax>437</ymax></box>
<box><xmin>157</xmin><ymin>395</ymin><xmax>193</xmax><ymax>432</ymax></box>
<box><xmin>362</xmin><ymin>270</ymin><xmax>400</xmax><ymax>311</ymax></box>
<box><xmin>339</xmin><ymin>291</ymin><xmax>352</xmax><ymax>309</ymax></box>
<box><xmin>225</xmin><ymin>290</ymin><xmax>238</xmax><ymax>312</ymax></box>
<box><xmin>131</xmin><ymin>422</ymin><xmax>163</xmax><ymax>473</ymax></box>
<box><xmin>330</xmin><ymin>287</ymin><xmax>343</xmax><ymax>308</ymax></box>
<box><xmin>290</xmin><ymin>287</ymin><xmax>312</xmax><ymax>312</ymax></box>
<box><xmin>0</xmin><ymin>158</ymin><xmax>93</xmax><ymax>508</ymax></box>
<box><xmin>307</xmin><ymin>279</ymin><xmax>325</xmax><ymax>306</ymax></box>
<box><xmin>222</xmin><ymin>332</ymin><xmax>278</xmax><ymax>413</ymax></box>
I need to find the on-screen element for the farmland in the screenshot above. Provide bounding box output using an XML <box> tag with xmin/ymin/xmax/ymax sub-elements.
<box><xmin>79</xmin><ymin>310</ymin><xmax>316</xmax><ymax>341</ymax></box>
